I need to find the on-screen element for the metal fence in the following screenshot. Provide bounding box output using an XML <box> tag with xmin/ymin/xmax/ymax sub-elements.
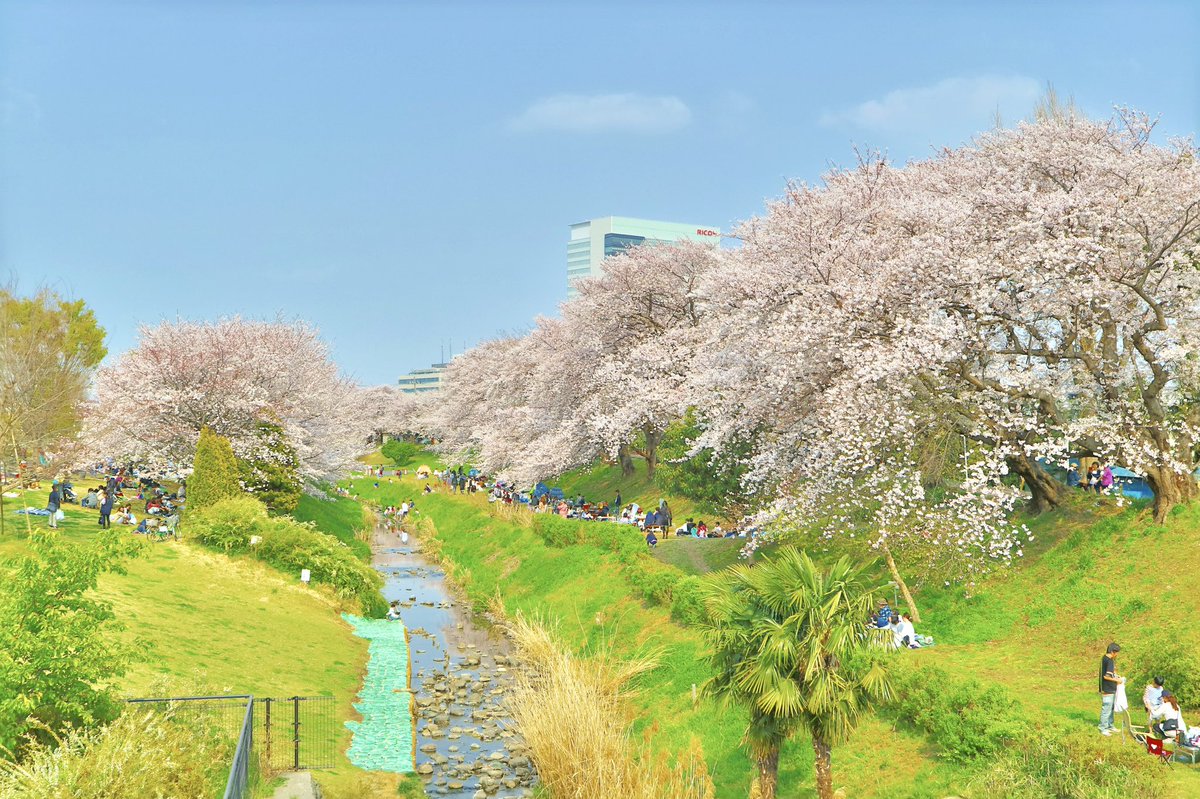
<box><xmin>256</xmin><ymin>696</ymin><xmax>338</xmax><ymax>771</ymax></box>
<box><xmin>126</xmin><ymin>694</ymin><xmax>338</xmax><ymax>797</ymax></box>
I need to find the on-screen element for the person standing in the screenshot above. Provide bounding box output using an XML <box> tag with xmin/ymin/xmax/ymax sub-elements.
<box><xmin>98</xmin><ymin>488</ymin><xmax>113</xmax><ymax>528</ymax></box>
<box><xmin>614</xmin><ymin>490</ymin><xmax>622</xmax><ymax>512</ymax></box>
<box><xmin>1099</xmin><ymin>642</ymin><xmax>1124</xmax><ymax>735</ymax></box>
<box><xmin>47</xmin><ymin>481</ymin><xmax>62</xmax><ymax>529</ymax></box>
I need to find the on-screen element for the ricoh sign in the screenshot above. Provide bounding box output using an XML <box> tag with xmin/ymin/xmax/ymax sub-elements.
<box><xmin>694</xmin><ymin>229</ymin><xmax>720</xmax><ymax>237</ymax></box>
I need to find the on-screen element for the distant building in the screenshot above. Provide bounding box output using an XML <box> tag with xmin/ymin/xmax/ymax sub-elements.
<box><xmin>397</xmin><ymin>362</ymin><xmax>449</xmax><ymax>394</ymax></box>
<box><xmin>567</xmin><ymin>216</ymin><xmax>720</xmax><ymax>298</ymax></box>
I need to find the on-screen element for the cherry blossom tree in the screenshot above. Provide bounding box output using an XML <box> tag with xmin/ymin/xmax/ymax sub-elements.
<box><xmin>84</xmin><ymin>318</ymin><xmax>364</xmax><ymax>482</ymax></box>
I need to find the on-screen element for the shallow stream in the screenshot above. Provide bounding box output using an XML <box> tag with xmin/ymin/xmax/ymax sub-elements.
<box><xmin>372</xmin><ymin>526</ymin><xmax>535</xmax><ymax>799</ymax></box>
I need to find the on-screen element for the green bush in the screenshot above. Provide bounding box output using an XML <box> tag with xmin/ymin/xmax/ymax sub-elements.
<box><xmin>968</xmin><ymin>729</ymin><xmax>1156</xmax><ymax>798</ymax></box>
<box><xmin>188</xmin><ymin>495</ymin><xmax>268</xmax><ymax>551</ymax></box>
<box><xmin>381</xmin><ymin>440</ymin><xmax>421</xmax><ymax>466</ymax></box>
<box><xmin>190</xmin><ymin>497</ymin><xmax>386</xmax><ymax>617</ymax></box>
<box><xmin>0</xmin><ymin>528</ymin><xmax>138</xmax><ymax>757</ymax></box>
<box><xmin>1125</xmin><ymin>631</ymin><xmax>1200</xmax><ymax>704</ymax></box>
<box><xmin>669</xmin><ymin>576</ymin><xmax>707</xmax><ymax>625</ymax></box>
<box><xmin>885</xmin><ymin>663</ymin><xmax>1030</xmax><ymax>762</ymax></box>
<box><xmin>532</xmin><ymin>515</ymin><xmax>582</xmax><ymax>547</ymax></box>
<box><xmin>189</xmin><ymin>427</ymin><xmax>242</xmax><ymax>512</ymax></box>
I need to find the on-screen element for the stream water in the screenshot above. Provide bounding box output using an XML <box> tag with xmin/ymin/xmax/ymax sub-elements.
<box><xmin>371</xmin><ymin>526</ymin><xmax>536</xmax><ymax>799</ymax></box>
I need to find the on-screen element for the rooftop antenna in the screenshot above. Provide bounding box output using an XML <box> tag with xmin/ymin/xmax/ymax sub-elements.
<box><xmin>440</xmin><ymin>342</ymin><xmax>444</xmax><ymax>364</ymax></box>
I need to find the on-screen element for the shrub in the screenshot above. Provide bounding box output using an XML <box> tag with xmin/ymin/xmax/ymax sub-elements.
<box><xmin>885</xmin><ymin>663</ymin><xmax>1030</xmax><ymax>762</ymax></box>
<box><xmin>532</xmin><ymin>515</ymin><xmax>581</xmax><ymax>547</ymax></box>
<box><xmin>190</xmin><ymin>497</ymin><xmax>386</xmax><ymax>617</ymax></box>
<box><xmin>669</xmin><ymin>576</ymin><xmax>707</xmax><ymax>625</ymax></box>
<box><xmin>255</xmin><ymin>518</ymin><xmax>387</xmax><ymax>617</ymax></box>
<box><xmin>0</xmin><ymin>706</ymin><xmax>235</xmax><ymax>799</ymax></box>
<box><xmin>381</xmin><ymin>440</ymin><xmax>421</xmax><ymax>466</ymax></box>
<box><xmin>968</xmin><ymin>729</ymin><xmax>1156</xmax><ymax>798</ymax></box>
<box><xmin>1125</xmin><ymin>631</ymin><xmax>1200</xmax><ymax>704</ymax></box>
<box><xmin>0</xmin><ymin>528</ymin><xmax>138</xmax><ymax>757</ymax></box>
<box><xmin>189</xmin><ymin>428</ymin><xmax>242</xmax><ymax>512</ymax></box>
<box><xmin>188</xmin><ymin>495</ymin><xmax>269</xmax><ymax>551</ymax></box>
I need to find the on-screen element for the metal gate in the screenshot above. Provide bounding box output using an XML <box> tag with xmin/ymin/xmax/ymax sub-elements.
<box><xmin>126</xmin><ymin>694</ymin><xmax>338</xmax><ymax>796</ymax></box>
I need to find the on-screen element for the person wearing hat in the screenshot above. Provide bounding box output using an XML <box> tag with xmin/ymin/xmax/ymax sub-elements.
<box><xmin>1143</xmin><ymin>676</ymin><xmax>1165</xmax><ymax>717</ymax></box>
<box><xmin>1098</xmin><ymin>642</ymin><xmax>1125</xmax><ymax>735</ymax></box>
<box><xmin>1150</xmin><ymin>689</ymin><xmax>1185</xmax><ymax>742</ymax></box>
<box><xmin>874</xmin><ymin>600</ymin><xmax>893</xmax><ymax>629</ymax></box>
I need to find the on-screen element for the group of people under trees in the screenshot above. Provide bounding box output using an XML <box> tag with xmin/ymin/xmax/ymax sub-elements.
<box><xmin>872</xmin><ymin>600</ymin><xmax>930</xmax><ymax>649</ymax></box>
<box><xmin>1066</xmin><ymin>461</ymin><xmax>1117</xmax><ymax>494</ymax></box>
<box><xmin>1098</xmin><ymin>642</ymin><xmax>1200</xmax><ymax>751</ymax></box>
<box><xmin>43</xmin><ymin>469</ymin><xmax>182</xmax><ymax>537</ymax></box>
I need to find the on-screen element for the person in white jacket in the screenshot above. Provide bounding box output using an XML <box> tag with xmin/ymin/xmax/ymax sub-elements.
<box><xmin>1150</xmin><ymin>690</ymin><xmax>1186</xmax><ymax>741</ymax></box>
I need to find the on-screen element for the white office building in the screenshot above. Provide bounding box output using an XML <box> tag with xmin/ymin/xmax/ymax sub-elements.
<box><xmin>567</xmin><ymin>216</ymin><xmax>720</xmax><ymax>298</ymax></box>
<box><xmin>397</xmin><ymin>363</ymin><xmax>449</xmax><ymax>394</ymax></box>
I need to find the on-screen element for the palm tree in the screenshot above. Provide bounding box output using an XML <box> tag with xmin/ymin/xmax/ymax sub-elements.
<box><xmin>700</xmin><ymin>548</ymin><xmax>892</xmax><ymax>799</ymax></box>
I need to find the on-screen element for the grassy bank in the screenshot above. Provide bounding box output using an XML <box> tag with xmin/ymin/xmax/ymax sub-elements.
<box><xmin>349</xmin><ymin>466</ymin><xmax>1200</xmax><ymax>798</ymax></box>
<box><xmin>0</xmin><ymin>487</ymin><xmax>385</xmax><ymax>797</ymax></box>
<box><xmin>346</xmin><ymin>474</ymin><xmax>967</xmax><ymax>798</ymax></box>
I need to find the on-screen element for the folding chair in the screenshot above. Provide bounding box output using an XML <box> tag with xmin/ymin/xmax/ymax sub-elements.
<box><xmin>1145</xmin><ymin>737</ymin><xmax>1174</xmax><ymax>766</ymax></box>
<box><xmin>1121</xmin><ymin>710</ymin><xmax>1148</xmax><ymax>745</ymax></box>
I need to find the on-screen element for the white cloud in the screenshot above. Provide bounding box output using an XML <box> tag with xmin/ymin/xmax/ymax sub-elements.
<box><xmin>819</xmin><ymin>75</ymin><xmax>1041</xmax><ymax>132</ymax></box>
<box><xmin>507</xmin><ymin>93</ymin><xmax>692</xmax><ymax>134</ymax></box>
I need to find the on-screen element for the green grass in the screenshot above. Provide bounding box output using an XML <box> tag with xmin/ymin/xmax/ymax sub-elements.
<box><xmin>552</xmin><ymin>459</ymin><xmax>712</xmax><ymax>524</ymax></box>
<box><xmin>346</xmin><ymin>468</ymin><xmax>1200</xmax><ymax>799</ymax></box>
<box><xmin>345</xmin><ymin>473</ymin><xmax>970</xmax><ymax>798</ymax></box>
<box><xmin>651</xmin><ymin>536</ymin><xmax>744</xmax><ymax>575</ymax></box>
<box><xmin>290</xmin><ymin>492</ymin><xmax>371</xmax><ymax>561</ymax></box>
<box><xmin>0</xmin><ymin>486</ymin><xmax>391</xmax><ymax>797</ymax></box>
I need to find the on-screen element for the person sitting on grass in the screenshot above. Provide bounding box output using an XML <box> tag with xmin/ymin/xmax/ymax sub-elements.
<box><xmin>645</xmin><ymin>529</ymin><xmax>658</xmax><ymax>548</ymax></box>
<box><xmin>1150</xmin><ymin>690</ymin><xmax>1186</xmax><ymax>742</ymax></box>
<box><xmin>1144</xmin><ymin>676</ymin><xmax>1165</xmax><ymax>718</ymax></box>
<box><xmin>874</xmin><ymin>600</ymin><xmax>893</xmax><ymax>628</ymax></box>
<box><xmin>81</xmin><ymin>488</ymin><xmax>99</xmax><ymax>508</ymax></box>
<box><xmin>387</xmin><ymin>601</ymin><xmax>403</xmax><ymax>621</ymax></box>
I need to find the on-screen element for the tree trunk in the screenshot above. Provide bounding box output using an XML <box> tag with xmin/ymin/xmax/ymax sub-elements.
<box><xmin>812</xmin><ymin>735</ymin><xmax>833</xmax><ymax>799</ymax></box>
<box><xmin>1005</xmin><ymin>453</ymin><xmax>1062</xmax><ymax>515</ymax></box>
<box><xmin>617</xmin><ymin>443</ymin><xmax>635</xmax><ymax>477</ymax></box>
<box><xmin>642</xmin><ymin>424</ymin><xmax>662</xmax><ymax>480</ymax></box>
<box><xmin>1146</xmin><ymin>466</ymin><xmax>1198</xmax><ymax>524</ymax></box>
<box><xmin>754</xmin><ymin>746</ymin><xmax>779</xmax><ymax>799</ymax></box>
<box><xmin>880</xmin><ymin>539</ymin><xmax>920</xmax><ymax>624</ymax></box>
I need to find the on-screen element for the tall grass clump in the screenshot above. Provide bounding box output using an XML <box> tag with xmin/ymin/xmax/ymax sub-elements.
<box><xmin>967</xmin><ymin>730</ymin><xmax>1156</xmax><ymax>799</ymax></box>
<box><xmin>0</xmin><ymin>708</ymin><xmax>235</xmax><ymax>799</ymax></box>
<box><xmin>504</xmin><ymin>613</ymin><xmax>714</xmax><ymax>799</ymax></box>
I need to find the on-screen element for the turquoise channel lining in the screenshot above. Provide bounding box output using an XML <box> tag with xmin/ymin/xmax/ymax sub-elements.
<box><xmin>342</xmin><ymin>613</ymin><xmax>415</xmax><ymax>773</ymax></box>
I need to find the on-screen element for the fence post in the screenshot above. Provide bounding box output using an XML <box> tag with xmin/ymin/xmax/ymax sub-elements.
<box><xmin>265</xmin><ymin>698</ymin><xmax>272</xmax><ymax>768</ymax></box>
<box><xmin>293</xmin><ymin>696</ymin><xmax>301</xmax><ymax>770</ymax></box>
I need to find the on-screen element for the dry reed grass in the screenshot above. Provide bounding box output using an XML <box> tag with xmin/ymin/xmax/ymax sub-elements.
<box><xmin>487</xmin><ymin>501</ymin><xmax>533</xmax><ymax>528</ymax></box>
<box><xmin>504</xmin><ymin>613</ymin><xmax>714</xmax><ymax>799</ymax></box>
<box><xmin>0</xmin><ymin>708</ymin><xmax>234</xmax><ymax>799</ymax></box>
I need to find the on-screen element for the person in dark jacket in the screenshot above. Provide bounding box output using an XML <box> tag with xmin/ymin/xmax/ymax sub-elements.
<box><xmin>98</xmin><ymin>489</ymin><xmax>114</xmax><ymax>528</ymax></box>
<box><xmin>47</xmin><ymin>482</ymin><xmax>62</xmax><ymax>529</ymax></box>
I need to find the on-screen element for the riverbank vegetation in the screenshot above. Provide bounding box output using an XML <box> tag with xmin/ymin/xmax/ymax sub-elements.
<box><xmin>352</xmin><ymin>466</ymin><xmax>1200</xmax><ymax>799</ymax></box>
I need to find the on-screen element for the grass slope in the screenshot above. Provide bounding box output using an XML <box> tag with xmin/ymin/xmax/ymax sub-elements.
<box><xmin>553</xmin><ymin>459</ymin><xmax>710</xmax><ymax>523</ymax></box>
<box><xmin>291</xmin><ymin>492</ymin><xmax>372</xmax><ymax>561</ymax></box>
<box><xmin>1</xmin><ymin>487</ymin><xmax>385</xmax><ymax>797</ymax></box>
<box><xmin>345</xmin><ymin>473</ymin><xmax>968</xmax><ymax>798</ymax></box>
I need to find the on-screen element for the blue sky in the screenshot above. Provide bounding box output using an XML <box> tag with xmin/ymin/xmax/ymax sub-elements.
<box><xmin>3</xmin><ymin>1</ymin><xmax>1198</xmax><ymax>385</ymax></box>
